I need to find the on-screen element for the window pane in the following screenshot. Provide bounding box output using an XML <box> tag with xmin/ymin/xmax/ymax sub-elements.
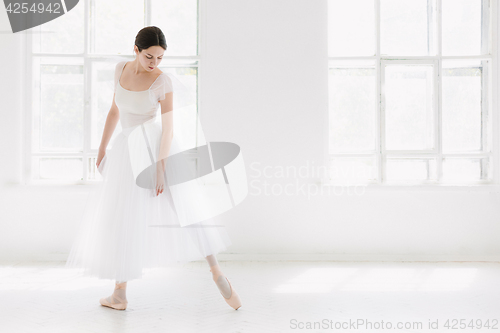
<box><xmin>386</xmin><ymin>158</ymin><xmax>436</xmax><ymax>182</ymax></box>
<box><xmin>32</xmin><ymin>2</ymin><xmax>84</xmax><ymax>54</ymax></box>
<box><xmin>442</xmin><ymin>158</ymin><xmax>488</xmax><ymax>182</ymax></box>
<box><xmin>380</xmin><ymin>0</ymin><xmax>435</xmax><ymax>56</ymax></box>
<box><xmin>442</xmin><ymin>60</ymin><xmax>483</xmax><ymax>152</ymax></box>
<box><xmin>91</xmin><ymin>61</ymin><xmax>123</xmax><ymax>150</ymax></box>
<box><xmin>94</xmin><ymin>1</ymin><xmax>144</xmax><ymax>55</ymax></box>
<box><xmin>328</xmin><ymin>0</ymin><xmax>375</xmax><ymax>56</ymax></box>
<box><xmin>33</xmin><ymin>158</ymin><xmax>83</xmax><ymax>180</ymax></box>
<box><xmin>329</xmin><ymin>62</ymin><xmax>376</xmax><ymax>153</ymax></box>
<box><xmin>384</xmin><ymin>64</ymin><xmax>434</xmax><ymax>150</ymax></box>
<box><xmin>329</xmin><ymin>157</ymin><xmax>377</xmax><ymax>183</ymax></box>
<box><xmin>88</xmin><ymin>156</ymin><xmax>104</xmax><ymax>181</ymax></box>
<box><xmin>151</xmin><ymin>0</ymin><xmax>198</xmax><ymax>56</ymax></box>
<box><xmin>35</xmin><ymin>64</ymin><xmax>84</xmax><ymax>151</ymax></box>
<box><xmin>442</xmin><ymin>0</ymin><xmax>483</xmax><ymax>56</ymax></box>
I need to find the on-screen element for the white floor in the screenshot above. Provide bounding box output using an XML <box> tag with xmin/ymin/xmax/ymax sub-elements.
<box><xmin>0</xmin><ymin>260</ymin><xmax>498</xmax><ymax>333</ymax></box>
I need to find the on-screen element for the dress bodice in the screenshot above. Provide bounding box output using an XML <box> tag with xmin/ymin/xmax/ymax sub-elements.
<box><xmin>115</xmin><ymin>81</ymin><xmax>158</xmax><ymax>129</ymax></box>
<box><xmin>113</xmin><ymin>60</ymin><xmax>173</xmax><ymax>129</ymax></box>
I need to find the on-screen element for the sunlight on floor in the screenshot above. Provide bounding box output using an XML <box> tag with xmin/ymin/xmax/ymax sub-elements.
<box><xmin>274</xmin><ymin>266</ymin><xmax>478</xmax><ymax>293</ymax></box>
<box><xmin>0</xmin><ymin>266</ymin><xmax>108</xmax><ymax>291</ymax></box>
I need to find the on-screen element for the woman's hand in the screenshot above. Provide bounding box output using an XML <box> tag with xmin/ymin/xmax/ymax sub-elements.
<box><xmin>96</xmin><ymin>147</ymin><xmax>106</xmax><ymax>168</ymax></box>
<box><xmin>155</xmin><ymin>162</ymin><xmax>166</xmax><ymax>196</ymax></box>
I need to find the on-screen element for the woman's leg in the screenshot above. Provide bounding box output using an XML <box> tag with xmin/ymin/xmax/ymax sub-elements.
<box><xmin>205</xmin><ymin>254</ymin><xmax>218</xmax><ymax>267</ymax></box>
<box><xmin>205</xmin><ymin>254</ymin><xmax>232</xmax><ymax>298</ymax></box>
<box><xmin>101</xmin><ymin>281</ymin><xmax>128</xmax><ymax>306</ymax></box>
<box><xmin>108</xmin><ymin>281</ymin><xmax>127</xmax><ymax>303</ymax></box>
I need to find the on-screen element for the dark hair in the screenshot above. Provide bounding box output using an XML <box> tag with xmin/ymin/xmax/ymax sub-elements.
<box><xmin>134</xmin><ymin>26</ymin><xmax>167</xmax><ymax>53</ymax></box>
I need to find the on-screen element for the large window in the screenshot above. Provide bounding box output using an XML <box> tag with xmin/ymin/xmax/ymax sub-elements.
<box><xmin>25</xmin><ymin>0</ymin><xmax>200</xmax><ymax>184</ymax></box>
<box><xmin>327</xmin><ymin>0</ymin><xmax>496</xmax><ymax>185</ymax></box>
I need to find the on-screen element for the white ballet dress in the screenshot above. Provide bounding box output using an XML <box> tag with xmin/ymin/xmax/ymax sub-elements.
<box><xmin>65</xmin><ymin>60</ymin><xmax>232</xmax><ymax>282</ymax></box>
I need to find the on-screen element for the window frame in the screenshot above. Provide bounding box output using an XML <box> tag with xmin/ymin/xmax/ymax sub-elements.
<box><xmin>22</xmin><ymin>0</ymin><xmax>205</xmax><ymax>186</ymax></box>
<box><xmin>325</xmin><ymin>0</ymin><xmax>499</xmax><ymax>187</ymax></box>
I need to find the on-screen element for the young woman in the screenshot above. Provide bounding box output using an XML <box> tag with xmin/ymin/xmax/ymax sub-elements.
<box><xmin>65</xmin><ymin>26</ymin><xmax>241</xmax><ymax>311</ymax></box>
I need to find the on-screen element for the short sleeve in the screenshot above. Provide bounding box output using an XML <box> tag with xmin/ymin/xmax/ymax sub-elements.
<box><xmin>151</xmin><ymin>73</ymin><xmax>173</xmax><ymax>103</ymax></box>
<box><xmin>148</xmin><ymin>71</ymin><xmax>196</xmax><ymax>109</ymax></box>
<box><xmin>114</xmin><ymin>60</ymin><xmax>127</xmax><ymax>93</ymax></box>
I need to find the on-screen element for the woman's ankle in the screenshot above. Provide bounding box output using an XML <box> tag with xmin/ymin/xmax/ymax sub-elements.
<box><xmin>115</xmin><ymin>281</ymin><xmax>127</xmax><ymax>289</ymax></box>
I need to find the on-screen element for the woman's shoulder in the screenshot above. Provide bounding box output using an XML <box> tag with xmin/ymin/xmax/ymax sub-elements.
<box><xmin>113</xmin><ymin>60</ymin><xmax>128</xmax><ymax>87</ymax></box>
<box><xmin>156</xmin><ymin>71</ymin><xmax>173</xmax><ymax>86</ymax></box>
<box><xmin>150</xmin><ymin>71</ymin><xmax>174</xmax><ymax>100</ymax></box>
<box><xmin>116</xmin><ymin>60</ymin><xmax>128</xmax><ymax>68</ymax></box>
<box><xmin>114</xmin><ymin>60</ymin><xmax>128</xmax><ymax>75</ymax></box>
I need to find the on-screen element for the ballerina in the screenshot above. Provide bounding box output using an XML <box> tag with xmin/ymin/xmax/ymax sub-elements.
<box><xmin>65</xmin><ymin>26</ymin><xmax>241</xmax><ymax>311</ymax></box>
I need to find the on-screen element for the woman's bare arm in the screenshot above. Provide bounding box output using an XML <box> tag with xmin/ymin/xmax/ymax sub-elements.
<box><xmin>157</xmin><ymin>91</ymin><xmax>174</xmax><ymax>172</ymax></box>
<box><xmin>97</xmin><ymin>94</ymin><xmax>120</xmax><ymax>167</ymax></box>
<box><xmin>154</xmin><ymin>91</ymin><xmax>173</xmax><ymax>196</ymax></box>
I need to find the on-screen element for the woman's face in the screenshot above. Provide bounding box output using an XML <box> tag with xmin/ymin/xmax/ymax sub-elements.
<box><xmin>135</xmin><ymin>45</ymin><xmax>164</xmax><ymax>72</ymax></box>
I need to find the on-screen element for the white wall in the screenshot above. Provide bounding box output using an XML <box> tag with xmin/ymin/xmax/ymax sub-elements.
<box><xmin>0</xmin><ymin>0</ymin><xmax>499</xmax><ymax>262</ymax></box>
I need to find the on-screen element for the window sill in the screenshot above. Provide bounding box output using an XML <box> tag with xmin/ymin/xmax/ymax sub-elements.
<box><xmin>0</xmin><ymin>181</ymin><xmax>102</xmax><ymax>193</ymax></box>
<box><xmin>320</xmin><ymin>180</ymin><xmax>500</xmax><ymax>192</ymax></box>
<box><xmin>4</xmin><ymin>181</ymin><xmax>500</xmax><ymax>194</ymax></box>
<box><xmin>2</xmin><ymin>180</ymin><xmax>225</xmax><ymax>190</ymax></box>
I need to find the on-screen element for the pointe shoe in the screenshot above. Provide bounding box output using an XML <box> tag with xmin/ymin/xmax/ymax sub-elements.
<box><xmin>210</xmin><ymin>265</ymin><xmax>242</xmax><ymax>310</ymax></box>
<box><xmin>99</xmin><ymin>282</ymin><xmax>128</xmax><ymax>310</ymax></box>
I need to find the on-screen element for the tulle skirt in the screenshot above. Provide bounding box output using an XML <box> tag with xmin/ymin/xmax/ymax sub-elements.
<box><xmin>65</xmin><ymin>125</ymin><xmax>232</xmax><ymax>281</ymax></box>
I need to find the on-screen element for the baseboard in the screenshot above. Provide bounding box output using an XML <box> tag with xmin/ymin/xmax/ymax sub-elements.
<box><xmin>1</xmin><ymin>252</ymin><xmax>499</xmax><ymax>264</ymax></box>
<box><xmin>212</xmin><ymin>253</ymin><xmax>500</xmax><ymax>263</ymax></box>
